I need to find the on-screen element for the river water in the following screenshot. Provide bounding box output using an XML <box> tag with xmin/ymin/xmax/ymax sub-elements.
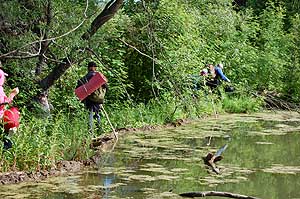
<box><xmin>1</xmin><ymin>111</ymin><xmax>300</xmax><ymax>199</ymax></box>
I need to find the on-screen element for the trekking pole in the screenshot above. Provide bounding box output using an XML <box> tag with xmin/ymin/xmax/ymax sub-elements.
<box><xmin>210</xmin><ymin>94</ymin><xmax>218</xmax><ymax>118</ymax></box>
<box><xmin>100</xmin><ymin>104</ymin><xmax>118</xmax><ymax>141</ymax></box>
<box><xmin>206</xmin><ymin>88</ymin><xmax>218</xmax><ymax>118</ymax></box>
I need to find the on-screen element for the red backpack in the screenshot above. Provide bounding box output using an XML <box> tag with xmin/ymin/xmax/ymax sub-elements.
<box><xmin>3</xmin><ymin>107</ymin><xmax>20</xmax><ymax>132</ymax></box>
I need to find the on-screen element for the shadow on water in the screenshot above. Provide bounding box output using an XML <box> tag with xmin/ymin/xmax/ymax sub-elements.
<box><xmin>1</xmin><ymin>112</ymin><xmax>300</xmax><ymax>199</ymax></box>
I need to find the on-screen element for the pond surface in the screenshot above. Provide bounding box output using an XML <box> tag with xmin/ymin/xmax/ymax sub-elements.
<box><xmin>1</xmin><ymin>111</ymin><xmax>300</xmax><ymax>199</ymax></box>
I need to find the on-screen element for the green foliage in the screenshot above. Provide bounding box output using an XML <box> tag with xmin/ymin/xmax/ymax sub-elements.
<box><xmin>283</xmin><ymin>14</ymin><xmax>300</xmax><ymax>102</ymax></box>
<box><xmin>104</xmin><ymin>90</ymin><xmax>222</xmax><ymax>130</ymax></box>
<box><xmin>255</xmin><ymin>3</ymin><xmax>289</xmax><ymax>91</ymax></box>
<box><xmin>222</xmin><ymin>95</ymin><xmax>263</xmax><ymax>113</ymax></box>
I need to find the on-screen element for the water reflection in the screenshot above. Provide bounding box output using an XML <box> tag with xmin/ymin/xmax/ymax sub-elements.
<box><xmin>103</xmin><ymin>175</ymin><xmax>114</xmax><ymax>198</ymax></box>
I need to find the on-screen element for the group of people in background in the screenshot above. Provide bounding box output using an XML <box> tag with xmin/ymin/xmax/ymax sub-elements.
<box><xmin>193</xmin><ymin>63</ymin><xmax>232</xmax><ymax>93</ymax></box>
<box><xmin>202</xmin><ymin>63</ymin><xmax>231</xmax><ymax>88</ymax></box>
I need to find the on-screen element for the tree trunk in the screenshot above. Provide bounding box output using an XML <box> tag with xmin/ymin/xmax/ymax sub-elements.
<box><xmin>38</xmin><ymin>0</ymin><xmax>124</xmax><ymax>90</ymax></box>
<box><xmin>39</xmin><ymin>58</ymin><xmax>71</xmax><ymax>90</ymax></box>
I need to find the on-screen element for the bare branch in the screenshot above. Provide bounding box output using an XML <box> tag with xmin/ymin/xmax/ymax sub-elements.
<box><xmin>2</xmin><ymin>32</ymin><xmax>44</xmax><ymax>59</ymax></box>
<box><xmin>36</xmin><ymin>1</ymin><xmax>53</xmax><ymax>75</ymax></box>
<box><xmin>42</xmin><ymin>54</ymin><xmax>65</xmax><ymax>64</ymax></box>
<box><xmin>38</xmin><ymin>0</ymin><xmax>123</xmax><ymax>91</ymax></box>
<box><xmin>118</xmin><ymin>38</ymin><xmax>159</xmax><ymax>64</ymax></box>
<box><xmin>0</xmin><ymin>0</ymin><xmax>89</xmax><ymax>59</ymax></box>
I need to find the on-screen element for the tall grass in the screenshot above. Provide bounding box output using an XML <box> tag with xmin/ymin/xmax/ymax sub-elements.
<box><xmin>222</xmin><ymin>95</ymin><xmax>263</xmax><ymax>113</ymax></box>
<box><xmin>105</xmin><ymin>91</ymin><xmax>223</xmax><ymax>130</ymax></box>
<box><xmin>0</xmin><ymin>111</ymin><xmax>94</xmax><ymax>172</ymax></box>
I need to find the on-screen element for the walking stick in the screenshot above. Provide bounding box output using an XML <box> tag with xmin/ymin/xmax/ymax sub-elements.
<box><xmin>100</xmin><ymin>104</ymin><xmax>118</xmax><ymax>140</ymax></box>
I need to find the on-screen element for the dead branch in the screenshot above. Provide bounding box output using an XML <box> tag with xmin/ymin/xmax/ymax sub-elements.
<box><xmin>203</xmin><ymin>144</ymin><xmax>228</xmax><ymax>174</ymax></box>
<box><xmin>141</xmin><ymin>0</ymin><xmax>159</xmax><ymax>98</ymax></box>
<box><xmin>258</xmin><ymin>91</ymin><xmax>299</xmax><ymax>111</ymax></box>
<box><xmin>203</xmin><ymin>152</ymin><xmax>222</xmax><ymax>174</ymax></box>
<box><xmin>118</xmin><ymin>38</ymin><xmax>159</xmax><ymax>64</ymax></box>
<box><xmin>179</xmin><ymin>191</ymin><xmax>261</xmax><ymax>199</ymax></box>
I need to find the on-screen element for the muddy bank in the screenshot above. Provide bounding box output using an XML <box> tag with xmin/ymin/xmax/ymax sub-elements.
<box><xmin>0</xmin><ymin>118</ymin><xmax>191</xmax><ymax>185</ymax></box>
<box><xmin>0</xmin><ymin>160</ymin><xmax>84</xmax><ymax>185</ymax></box>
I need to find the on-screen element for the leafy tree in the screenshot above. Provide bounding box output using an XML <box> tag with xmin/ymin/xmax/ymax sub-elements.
<box><xmin>1</xmin><ymin>0</ymin><xmax>124</xmax><ymax>109</ymax></box>
<box><xmin>284</xmin><ymin>14</ymin><xmax>300</xmax><ymax>102</ymax></box>
<box><xmin>255</xmin><ymin>3</ymin><xmax>290</xmax><ymax>92</ymax></box>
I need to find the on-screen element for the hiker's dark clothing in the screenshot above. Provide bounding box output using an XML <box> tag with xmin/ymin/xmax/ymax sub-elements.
<box><xmin>77</xmin><ymin>71</ymin><xmax>108</xmax><ymax>133</ymax></box>
<box><xmin>2</xmin><ymin>137</ymin><xmax>12</xmax><ymax>150</ymax></box>
<box><xmin>205</xmin><ymin>66</ymin><xmax>230</xmax><ymax>89</ymax></box>
<box><xmin>206</xmin><ymin>78</ymin><xmax>220</xmax><ymax>89</ymax></box>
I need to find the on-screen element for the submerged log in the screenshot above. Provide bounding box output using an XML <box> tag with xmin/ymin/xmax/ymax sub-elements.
<box><xmin>203</xmin><ymin>152</ymin><xmax>222</xmax><ymax>174</ymax></box>
<box><xmin>203</xmin><ymin>144</ymin><xmax>228</xmax><ymax>174</ymax></box>
<box><xmin>179</xmin><ymin>191</ymin><xmax>261</xmax><ymax>199</ymax></box>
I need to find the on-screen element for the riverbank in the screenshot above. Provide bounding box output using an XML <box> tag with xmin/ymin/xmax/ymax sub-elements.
<box><xmin>0</xmin><ymin>117</ymin><xmax>191</xmax><ymax>185</ymax></box>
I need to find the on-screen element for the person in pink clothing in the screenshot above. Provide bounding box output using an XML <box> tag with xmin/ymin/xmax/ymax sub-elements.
<box><xmin>0</xmin><ymin>69</ymin><xmax>19</xmax><ymax>118</ymax></box>
<box><xmin>0</xmin><ymin>69</ymin><xmax>19</xmax><ymax>150</ymax></box>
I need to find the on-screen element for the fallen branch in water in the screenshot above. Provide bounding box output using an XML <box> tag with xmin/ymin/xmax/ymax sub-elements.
<box><xmin>179</xmin><ymin>191</ymin><xmax>261</xmax><ymax>199</ymax></box>
<box><xmin>203</xmin><ymin>144</ymin><xmax>228</xmax><ymax>174</ymax></box>
<box><xmin>203</xmin><ymin>152</ymin><xmax>222</xmax><ymax>174</ymax></box>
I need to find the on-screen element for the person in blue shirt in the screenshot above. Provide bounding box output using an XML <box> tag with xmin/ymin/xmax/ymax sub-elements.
<box><xmin>215</xmin><ymin>63</ymin><xmax>230</xmax><ymax>82</ymax></box>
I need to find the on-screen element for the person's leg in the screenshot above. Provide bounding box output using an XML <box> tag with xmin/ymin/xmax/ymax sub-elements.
<box><xmin>206</xmin><ymin>79</ymin><xmax>218</xmax><ymax>89</ymax></box>
<box><xmin>88</xmin><ymin>107</ymin><xmax>94</xmax><ymax>133</ymax></box>
<box><xmin>3</xmin><ymin>137</ymin><xmax>12</xmax><ymax>150</ymax></box>
<box><xmin>94</xmin><ymin>108</ymin><xmax>102</xmax><ymax>132</ymax></box>
<box><xmin>95</xmin><ymin>112</ymin><xmax>101</xmax><ymax>126</ymax></box>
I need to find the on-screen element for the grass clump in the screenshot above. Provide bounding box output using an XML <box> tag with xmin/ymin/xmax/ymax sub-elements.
<box><xmin>222</xmin><ymin>95</ymin><xmax>263</xmax><ymax>113</ymax></box>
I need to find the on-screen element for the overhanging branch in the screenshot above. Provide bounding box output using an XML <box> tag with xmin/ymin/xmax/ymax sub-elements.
<box><xmin>38</xmin><ymin>0</ymin><xmax>124</xmax><ymax>91</ymax></box>
<box><xmin>81</xmin><ymin>0</ymin><xmax>123</xmax><ymax>40</ymax></box>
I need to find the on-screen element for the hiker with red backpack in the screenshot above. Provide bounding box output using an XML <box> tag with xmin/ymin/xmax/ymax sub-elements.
<box><xmin>76</xmin><ymin>62</ymin><xmax>108</xmax><ymax>134</ymax></box>
<box><xmin>0</xmin><ymin>69</ymin><xmax>20</xmax><ymax>150</ymax></box>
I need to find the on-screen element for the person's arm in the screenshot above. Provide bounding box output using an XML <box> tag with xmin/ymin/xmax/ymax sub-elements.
<box><xmin>8</xmin><ymin>87</ymin><xmax>19</xmax><ymax>102</ymax></box>
<box><xmin>102</xmin><ymin>83</ymin><xmax>108</xmax><ymax>92</ymax></box>
<box><xmin>215</xmin><ymin>67</ymin><xmax>230</xmax><ymax>82</ymax></box>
